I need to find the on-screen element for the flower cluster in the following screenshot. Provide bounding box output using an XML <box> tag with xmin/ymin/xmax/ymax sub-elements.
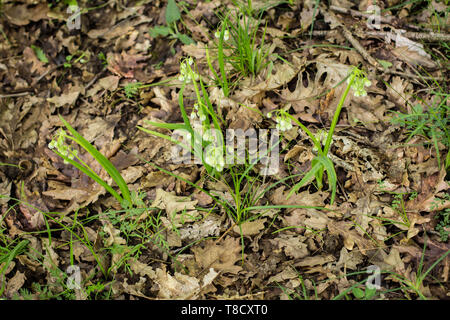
<box><xmin>347</xmin><ymin>69</ymin><xmax>371</xmax><ymax>97</ymax></box>
<box><xmin>190</xmin><ymin>103</ymin><xmax>207</xmax><ymax>122</ymax></box>
<box><xmin>267</xmin><ymin>112</ymin><xmax>293</xmax><ymax>132</ymax></box>
<box><xmin>178</xmin><ymin>57</ymin><xmax>199</xmax><ymax>83</ymax></box>
<box><xmin>204</xmin><ymin>145</ymin><xmax>225</xmax><ymax>172</ymax></box>
<box><xmin>48</xmin><ymin>130</ymin><xmax>78</xmax><ymax>164</ymax></box>
<box><xmin>214</xmin><ymin>29</ymin><xmax>230</xmax><ymax>41</ymax></box>
<box><xmin>312</xmin><ymin>129</ymin><xmax>333</xmax><ymax>153</ymax></box>
<box><xmin>188</xmin><ymin>103</ymin><xmax>224</xmax><ymax>171</ymax></box>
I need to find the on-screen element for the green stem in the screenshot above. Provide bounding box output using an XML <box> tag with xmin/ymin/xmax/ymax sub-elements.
<box><xmin>323</xmin><ymin>73</ymin><xmax>355</xmax><ymax>155</ymax></box>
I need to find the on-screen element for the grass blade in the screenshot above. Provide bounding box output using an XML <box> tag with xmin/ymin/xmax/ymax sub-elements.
<box><xmin>59</xmin><ymin>115</ymin><xmax>132</xmax><ymax>206</ymax></box>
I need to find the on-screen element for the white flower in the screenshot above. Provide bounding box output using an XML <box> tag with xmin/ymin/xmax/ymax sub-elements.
<box><xmin>178</xmin><ymin>57</ymin><xmax>198</xmax><ymax>84</ymax></box>
<box><xmin>312</xmin><ymin>130</ymin><xmax>332</xmax><ymax>153</ymax></box>
<box><xmin>203</xmin><ymin>130</ymin><xmax>215</xmax><ymax>142</ymax></box>
<box><xmin>275</xmin><ymin>115</ymin><xmax>292</xmax><ymax>132</ymax></box>
<box><xmin>198</xmin><ymin>108</ymin><xmax>207</xmax><ymax>122</ymax></box>
<box><xmin>215</xmin><ymin>30</ymin><xmax>229</xmax><ymax>41</ymax></box>
<box><xmin>205</xmin><ymin>146</ymin><xmax>225</xmax><ymax>172</ymax></box>
<box><xmin>49</xmin><ymin>129</ymin><xmax>79</xmax><ymax>162</ymax></box>
<box><xmin>348</xmin><ymin>71</ymin><xmax>371</xmax><ymax>97</ymax></box>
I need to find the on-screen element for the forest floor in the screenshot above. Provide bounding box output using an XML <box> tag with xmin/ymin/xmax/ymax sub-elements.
<box><xmin>0</xmin><ymin>0</ymin><xmax>449</xmax><ymax>300</ymax></box>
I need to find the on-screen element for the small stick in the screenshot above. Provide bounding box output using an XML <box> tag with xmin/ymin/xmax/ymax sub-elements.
<box><xmin>329</xmin><ymin>5</ymin><xmax>426</xmax><ymax>31</ymax></box>
<box><xmin>330</xmin><ymin>5</ymin><xmax>395</xmax><ymax>24</ymax></box>
<box><xmin>385</xmin><ymin>70</ymin><xmax>445</xmax><ymax>82</ymax></box>
<box><xmin>320</xmin><ymin>5</ymin><xmax>381</xmax><ymax>69</ymax></box>
<box><xmin>0</xmin><ymin>92</ymin><xmax>30</xmax><ymax>98</ymax></box>
<box><xmin>306</xmin><ymin>29</ymin><xmax>450</xmax><ymax>42</ymax></box>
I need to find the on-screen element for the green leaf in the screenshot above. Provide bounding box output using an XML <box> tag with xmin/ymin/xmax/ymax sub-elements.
<box><xmin>316</xmin><ymin>155</ymin><xmax>337</xmax><ymax>204</ymax></box>
<box><xmin>123</xmin><ymin>82</ymin><xmax>141</xmax><ymax>98</ymax></box>
<box><xmin>177</xmin><ymin>33</ymin><xmax>195</xmax><ymax>45</ymax></box>
<box><xmin>165</xmin><ymin>0</ymin><xmax>181</xmax><ymax>24</ymax></box>
<box><xmin>149</xmin><ymin>25</ymin><xmax>172</xmax><ymax>38</ymax></box>
<box><xmin>64</xmin><ymin>0</ymin><xmax>78</xmax><ymax>6</ymax></box>
<box><xmin>31</xmin><ymin>45</ymin><xmax>48</xmax><ymax>64</ymax></box>
<box><xmin>365</xmin><ymin>287</ymin><xmax>377</xmax><ymax>299</ymax></box>
<box><xmin>58</xmin><ymin>115</ymin><xmax>132</xmax><ymax>206</ymax></box>
<box><xmin>143</xmin><ymin>120</ymin><xmax>186</xmax><ymax>131</ymax></box>
<box><xmin>287</xmin><ymin>160</ymin><xmax>323</xmax><ymax>199</ymax></box>
<box><xmin>378</xmin><ymin>59</ymin><xmax>392</xmax><ymax>69</ymax></box>
<box><xmin>137</xmin><ymin>126</ymin><xmax>192</xmax><ymax>153</ymax></box>
<box><xmin>352</xmin><ymin>287</ymin><xmax>365</xmax><ymax>299</ymax></box>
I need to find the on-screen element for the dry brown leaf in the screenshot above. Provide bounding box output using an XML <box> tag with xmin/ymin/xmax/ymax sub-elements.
<box><xmin>226</xmin><ymin>101</ymin><xmax>262</xmax><ymax>130</ymax></box>
<box><xmin>407</xmin><ymin>166</ymin><xmax>449</xmax><ymax>212</ymax></box>
<box><xmin>42</xmin><ymin>188</ymin><xmax>89</xmax><ymax>201</ymax></box>
<box><xmin>269</xmin><ymin>234</ymin><xmax>309</xmax><ymax>259</ymax></box>
<box><xmin>192</xmin><ymin>237</ymin><xmax>242</xmax><ymax>274</ymax></box>
<box><xmin>392</xmin><ymin>46</ymin><xmax>437</xmax><ymax>69</ymax></box>
<box><xmin>179</xmin><ymin>214</ymin><xmax>222</xmax><ymax>241</ymax></box>
<box><xmin>327</xmin><ymin>220</ymin><xmax>378</xmax><ymax>255</ymax></box>
<box><xmin>86</xmin><ymin>75</ymin><xmax>120</xmax><ymax>96</ymax></box>
<box><xmin>5</xmin><ymin>271</ymin><xmax>26</xmax><ymax>298</ymax></box>
<box><xmin>103</xmin><ymin>222</ymin><xmax>126</xmax><ymax>247</ymax></box>
<box><xmin>300</xmin><ymin>6</ymin><xmax>315</xmax><ymax>31</ymax></box>
<box><xmin>267</xmin><ymin>268</ymin><xmax>298</xmax><ymax>284</ymax></box>
<box><xmin>4</xmin><ymin>3</ymin><xmax>49</xmax><ymax>26</ymax></box>
<box><xmin>47</xmin><ymin>91</ymin><xmax>80</xmax><ymax>109</ymax></box>
<box><xmin>142</xmin><ymin>171</ymin><xmax>174</xmax><ymax>188</ymax></box>
<box><xmin>294</xmin><ymin>254</ymin><xmax>335</xmax><ymax>267</ymax></box>
<box><xmin>270</xmin><ymin>187</ymin><xmax>328</xmax><ymax>212</ymax></box>
<box><xmin>155</xmin><ymin>267</ymin><xmax>218</xmax><ymax>299</ymax></box>
<box><xmin>280</xmin><ymin>57</ymin><xmax>351</xmax><ymax>116</ymax></box>
<box><xmin>234</xmin><ymin>59</ymin><xmax>302</xmax><ymax>101</ymax></box>
<box><xmin>129</xmin><ymin>258</ymin><xmax>157</xmax><ymax>279</ymax></box>
<box><xmin>152</xmin><ymin>188</ymin><xmax>198</xmax><ymax>227</ymax></box>
<box><xmin>120</xmin><ymin>166</ymin><xmax>143</xmax><ymax>184</ymax></box>
<box><xmin>386</xmin><ymin>76</ymin><xmax>413</xmax><ymax>109</ymax></box>
<box><xmin>190</xmin><ymin>0</ymin><xmax>221</xmax><ymax>20</ymax></box>
<box><xmin>23</xmin><ymin>47</ymin><xmax>48</xmax><ymax>75</ymax></box>
<box><xmin>336</xmin><ymin>247</ymin><xmax>364</xmax><ymax>270</ymax></box>
<box><xmin>233</xmin><ymin>218</ymin><xmax>267</xmax><ymax>236</ymax></box>
<box><xmin>181</xmin><ymin>43</ymin><xmax>207</xmax><ymax>60</ymax></box>
<box><xmin>384</xmin><ymin>247</ymin><xmax>406</xmax><ymax>273</ymax></box>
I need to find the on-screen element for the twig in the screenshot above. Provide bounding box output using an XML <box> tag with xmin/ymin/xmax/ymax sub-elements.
<box><xmin>385</xmin><ymin>70</ymin><xmax>445</xmax><ymax>82</ymax></box>
<box><xmin>320</xmin><ymin>5</ymin><xmax>381</xmax><ymax>69</ymax></box>
<box><xmin>0</xmin><ymin>91</ymin><xmax>31</xmax><ymax>98</ymax></box>
<box><xmin>0</xmin><ymin>64</ymin><xmax>65</xmax><ymax>98</ymax></box>
<box><xmin>85</xmin><ymin>68</ymin><xmax>107</xmax><ymax>90</ymax></box>
<box><xmin>330</xmin><ymin>5</ymin><xmax>395</xmax><ymax>25</ymax></box>
<box><xmin>329</xmin><ymin>5</ymin><xmax>425</xmax><ymax>31</ymax></box>
<box><xmin>215</xmin><ymin>220</ymin><xmax>238</xmax><ymax>244</ymax></box>
<box><xmin>366</xmin><ymin>30</ymin><xmax>450</xmax><ymax>42</ymax></box>
<box><xmin>31</xmin><ymin>64</ymin><xmax>62</xmax><ymax>87</ymax></box>
<box><xmin>306</xmin><ymin>29</ymin><xmax>450</xmax><ymax>42</ymax></box>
